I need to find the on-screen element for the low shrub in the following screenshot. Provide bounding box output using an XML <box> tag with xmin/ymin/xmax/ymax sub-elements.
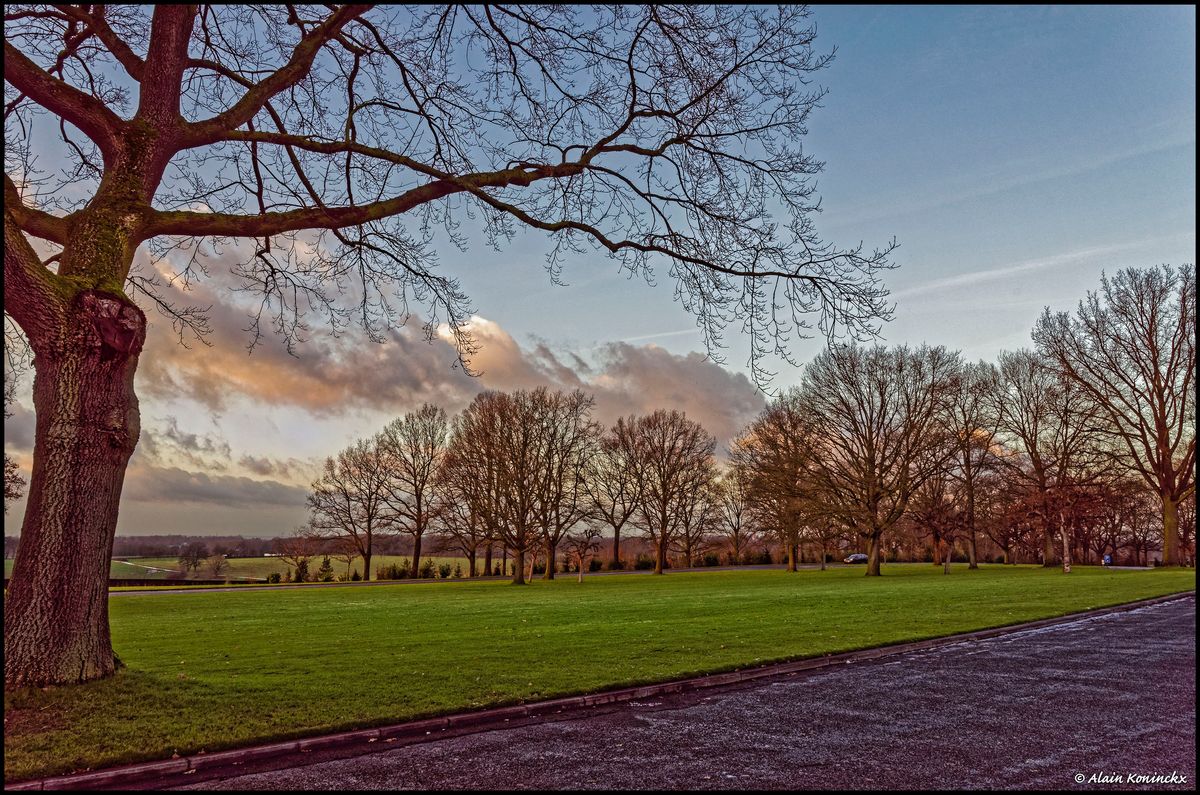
<box><xmin>266</xmin><ymin>572</ymin><xmax>282</xmax><ymax>584</ymax></box>
<box><xmin>453</xmin><ymin>563</ymin><xmax>463</xmax><ymax>578</ymax></box>
<box><xmin>419</xmin><ymin>559</ymin><xmax>436</xmax><ymax>578</ymax></box>
<box><xmin>702</xmin><ymin>552</ymin><xmax>720</xmax><ymax>567</ymax></box>
<box><xmin>376</xmin><ymin>561</ymin><xmax>411</xmax><ymax>580</ymax></box>
<box><xmin>606</xmin><ymin>558</ymin><xmax>627</xmax><ymax>571</ymax></box>
<box><xmin>350</xmin><ymin>570</ymin><xmax>361</xmax><ymax>581</ymax></box>
<box><xmin>438</xmin><ymin>563</ymin><xmax>453</xmax><ymax>579</ymax></box>
<box><xmin>633</xmin><ymin>554</ymin><xmax>656</xmax><ymax>570</ymax></box>
<box><xmin>589</xmin><ymin>557</ymin><xmax>603</xmax><ymax>572</ymax></box>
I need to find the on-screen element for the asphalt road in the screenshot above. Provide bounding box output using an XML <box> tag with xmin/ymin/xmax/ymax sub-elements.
<box><xmin>181</xmin><ymin>596</ymin><xmax>1196</xmax><ymax>791</ymax></box>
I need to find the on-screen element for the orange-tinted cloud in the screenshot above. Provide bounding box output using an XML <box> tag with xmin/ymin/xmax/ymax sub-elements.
<box><xmin>142</xmin><ymin>299</ymin><xmax>765</xmax><ymax>448</ymax></box>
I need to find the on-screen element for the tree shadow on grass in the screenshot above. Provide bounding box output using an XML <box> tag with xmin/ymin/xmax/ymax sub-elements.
<box><xmin>4</xmin><ymin>668</ymin><xmax>232</xmax><ymax>782</ymax></box>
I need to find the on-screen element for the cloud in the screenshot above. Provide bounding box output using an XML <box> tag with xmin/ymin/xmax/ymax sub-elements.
<box><xmin>3</xmin><ymin>402</ymin><xmax>35</xmax><ymax>452</ymax></box>
<box><xmin>141</xmin><ymin>293</ymin><xmax>765</xmax><ymax>450</ymax></box>
<box><xmin>582</xmin><ymin>343</ymin><xmax>766</xmax><ymax>448</ymax></box>
<box><xmin>128</xmin><ymin>251</ymin><xmax>768</xmax><ymax>451</ymax></box>
<box><xmin>121</xmin><ymin>463</ymin><xmax>308</xmax><ymax>509</ymax></box>
<box><xmin>891</xmin><ymin>234</ymin><xmax>1193</xmax><ymax>302</ymax></box>
<box><xmin>139</xmin><ymin>301</ymin><xmax>480</xmax><ymax>418</ymax></box>
<box><xmin>238</xmin><ymin>454</ymin><xmax>314</xmax><ymax>481</ymax></box>
<box><xmin>619</xmin><ymin>327</ymin><xmax>702</xmax><ymax>344</ymax></box>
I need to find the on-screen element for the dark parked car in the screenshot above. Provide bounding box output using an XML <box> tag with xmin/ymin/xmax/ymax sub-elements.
<box><xmin>843</xmin><ymin>553</ymin><xmax>868</xmax><ymax>564</ymax></box>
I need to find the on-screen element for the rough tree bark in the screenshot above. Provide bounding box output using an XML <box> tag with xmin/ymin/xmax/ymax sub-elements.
<box><xmin>1162</xmin><ymin>495</ymin><xmax>1179</xmax><ymax>567</ymax></box>
<box><xmin>511</xmin><ymin>545</ymin><xmax>525</xmax><ymax>586</ymax></box>
<box><xmin>543</xmin><ymin>539</ymin><xmax>557</xmax><ymax>581</ymax></box>
<box><xmin>4</xmin><ymin>291</ymin><xmax>146</xmax><ymax>687</ymax></box>
<box><xmin>866</xmin><ymin>533</ymin><xmax>882</xmax><ymax>577</ymax></box>
<box><xmin>410</xmin><ymin>534</ymin><xmax>422</xmax><ymax>581</ymax></box>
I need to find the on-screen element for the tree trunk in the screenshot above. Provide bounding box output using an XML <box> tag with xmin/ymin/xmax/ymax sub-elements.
<box><xmin>484</xmin><ymin>544</ymin><xmax>493</xmax><ymax>577</ymax></box>
<box><xmin>654</xmin><ymin>537</ymin><xmax>667</xmax><ymax>575</ymax></box>
<box><xmin>932</xmin><ymin>531</ymin><xmax>941</xmax><ymax>566</ymax></box>
<box><xmin>410</xmin><ymin>532</ymin><xmax>422</xmax><ymax>579</ymax></box>
<box><xmin>577</xmin><ymin>555</ymin><xmax>584</xmax><ymax>584</ymax></box>
<box><xmin>865</xmin><ymin>533</ymin><xmax>882</xmax><ymax>576</ymax></box>
<box><xmin>966</xmin><ymin>491</ymin><xmax>979</xmax><ymax>569</ymax></box>
<box><xmin>511</xmin><ymin>545</ymin><xmax>525</xmax><ymax>585</ymax></box>
<box><xmin>787</xmin><ymin>541</ymin><xmax>797</xmax><ymax>572</ymax></box>
<box><xmin>467</xmin><ymin>549</ymin><xmax>476</xmax><ymax>578</ymax></box>
<box><xmin>819</xmin><ymin>539</ymin><xmax>826</xmax><ymax>571</ymax></box>
<box><xmin>4</xmin><ymin>292</ymin><xmax>146</xmax><ymax>688</ymax></box>
<box><xmin>943</xmin><ymin>540</ymin><xmax>951</xmax><ymax>575</ymax></box>
<box><xmin>1042</xmin><ymin>525</ymin><xmax>1056</xmax><ymax>567</ymax></box>
<box><xmin>1060</xmin><ymin>520</ymin><xmax>1071</xmax><ymax>573</ymax></box>
<box><xmin>1162</xmin><ymin>495</ymin><xmax>1180</xmax><ymax>566</ymax></box>
<box><xmin>612</xmin><ymin>527</ymin><xmax>621</xmax><ymax>567</ymax></box>
<box><xmin>543</xmin><ymin>538</ymin><xmax>556</xmax><ymax>580</ymax></box>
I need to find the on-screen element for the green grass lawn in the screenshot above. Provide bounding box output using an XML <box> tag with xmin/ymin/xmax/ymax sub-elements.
<box><xmin>3</xmin><ymin>564</ymin><xmax>1194</xmax><ymax>782</ymax></box>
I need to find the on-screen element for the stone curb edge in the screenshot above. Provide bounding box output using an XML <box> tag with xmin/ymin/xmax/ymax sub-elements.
<box><xmin>6</xmin><ymin>590</ymin><xmax>1194</xmax><ymax>791</ymax></box>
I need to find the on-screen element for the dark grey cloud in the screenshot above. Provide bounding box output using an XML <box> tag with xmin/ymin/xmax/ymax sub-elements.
<box><xmin>238</xmin><ymin>454</ymin><xmax>313</xmax><ymax>481</ymax></box>
<box><xmin>122</xmin><ymin>464</ymin><xmax>308</xmax><ymax>509</ymax></box>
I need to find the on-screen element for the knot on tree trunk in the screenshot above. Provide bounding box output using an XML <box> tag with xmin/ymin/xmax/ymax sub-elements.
<box><xmin>75</xmin><ymin>290</ymin><xmax>146</xmax><ymax>361</ymax></box>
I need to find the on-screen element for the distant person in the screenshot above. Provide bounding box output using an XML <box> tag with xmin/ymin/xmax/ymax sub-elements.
<box><xmin>1102</xmin><ymin>553</ymin><xmax>1112</xmax><ymax>567</ymax></box>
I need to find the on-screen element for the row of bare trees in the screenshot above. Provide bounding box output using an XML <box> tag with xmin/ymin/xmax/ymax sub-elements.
<box><xmin>302</xmin><ymin>389</ymin><xmax>732</xmax><ymax>584</ymax></box>
<box><xmin>296</xmin><ymin>266</ymin><xmax>1193</xmax><ymax>583</ymax></box>
<box><xmin>732</xmin><ymin>265</ymin><xmax>1193</xmax><ymax>575</ymax></box>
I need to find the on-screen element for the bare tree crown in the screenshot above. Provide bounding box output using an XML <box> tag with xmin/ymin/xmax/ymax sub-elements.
<box><xmin>6</xmin><ymin>4</ymin><xmax>894</xmax><ymax>382</ymax></box>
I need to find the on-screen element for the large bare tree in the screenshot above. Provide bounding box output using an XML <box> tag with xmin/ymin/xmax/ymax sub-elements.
<box><xmin>943</xmin><ymin>360</ymin><xmax>1000</xmax><ymax>569</ymax></box>
<box><xmin>4</xmin><ymin>4</ymin><xmax>894</xmax><ymax>687</ymax></box>
<box><xmin>446</xmin><ymin>389</ymin><xmax>547</xmax><ymax>585</ymax></box>
<box><xmin>377</xmin><ymin>403</ymin><xmax>450</xmax><ymax>578</ymax></box>
<box><xmin>673</xmin><ymin>462</ymin><xmax>719</xmax><ymax>568</ymax></box>
<box><xmin>584</xmin><ymin>418</ymin><xmax>643</xmax><ymax>567</ymax></box>
<box><xmin>531</xmin><ymin>389</ymin><xmax>599</xmax><ymax>580</ymax></box>
<box><xmin>990</xmin><ymin>349</ymin><xmax>1109</xmax><ymax>570</ymax></box>
<box><xmin>307</xmin><ymin>437</ymin><xmax>392</xmax><ymax>582</ymax></box>
<box><xmin>713</xmin><ymin>464</ymin><xmax>760</xmax><ymax>566</ymax></box>
<box><xmin>731</xmin><ymin>392</ymin><xmax>813</xmax><ymax>572</ymax></box>
<box><xmin>626</xmin><ymin>409</ymin><xmax>717</xmax><ymax>575</ymax></box>
<box><xmin>797</xmin><ymin>344</ymin><xmax>959</xmax><ymax>576</ymax></box>
<box><xmin>1033</xmin><ymin>265</ymin><xmax>1195</xmax><ymax>566</ymax></box>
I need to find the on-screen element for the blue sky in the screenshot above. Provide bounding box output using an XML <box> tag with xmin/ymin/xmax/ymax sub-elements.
<box><xmin>441</xmin><ymin>4</ymin><xmax>1195</xmax><ymax>370</ymax></box>
<box><xmin>5</xmin><ymin>5</ymin><xmax>1195</xmax><ymax>536</ymax></box>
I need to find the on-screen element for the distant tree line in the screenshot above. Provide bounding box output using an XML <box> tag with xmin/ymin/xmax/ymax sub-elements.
<box><xmin>5</xmin><ymin>266</ymin><xmax>1192</xmax><ymax>579</ymax></box>
<box><xmin>297</xmin><ymin>266</ymin><xmax>1194</xmax><ymax>580</ymax></box>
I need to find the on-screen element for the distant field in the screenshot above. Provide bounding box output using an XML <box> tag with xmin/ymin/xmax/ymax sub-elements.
<box><xmin>4</xmin><ymin>555</ymin><xmax>491</xmax><ymax>581</ymax></box>
<box><xmin>3</xmin><ymin>564</ymin><xmax>1193</xmax><ymax>782</ymax></box>
<box><xmin>3</xmin><ymin>559</ymin><xmax>183</xmax><ymax>580</ymax></box>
